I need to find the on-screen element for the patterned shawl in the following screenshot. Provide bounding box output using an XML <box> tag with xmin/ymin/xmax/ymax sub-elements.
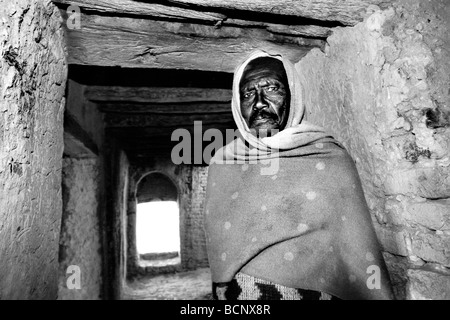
<box><xmin>204</xmin><ymin>50</ymin><xmax>394</xmax><ymax>300</ymax></box>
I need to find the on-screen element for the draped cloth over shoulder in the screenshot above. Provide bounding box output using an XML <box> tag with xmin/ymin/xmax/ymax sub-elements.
<box><xmin>204</xmin><ymin>50</ymin><xmax>394</xmax><ymax>300</ymax></box>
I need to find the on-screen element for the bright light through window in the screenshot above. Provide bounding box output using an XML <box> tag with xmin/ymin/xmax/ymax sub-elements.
<box><xmin>136</xmin><ymin>201</ymin><xmax>180</xmax><ymax>254</ymax></box>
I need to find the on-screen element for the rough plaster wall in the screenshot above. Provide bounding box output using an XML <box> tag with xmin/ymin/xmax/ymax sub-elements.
<box><xmin>127</xmin><ymin>156</ymin><xmax>209</xmax><ymax>277</ymax></box>
<box><xmin>0</xmin><ymin>1</ymin><xmax>67</xmax><ymax>299</ymax></box>
<box><xmin>114</xmin><ymin>149</ymin><xmax>129</xmax><ymax>296</ymax></box>
<box><xmin>297</xmin><ymin>1</ymin><xmax>450</xmax><ymax>300</ymax></box>
<box><xmin>58</xmin><ymin>158</ymin><xmax>102</xmax><ymax>300</ymax></box>
<box><xmin>189</xmin><ymin>166</ymin><xmax>209</xmax><ymax>268</ymax></box>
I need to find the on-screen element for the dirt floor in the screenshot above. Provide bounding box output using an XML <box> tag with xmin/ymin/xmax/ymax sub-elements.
<box><xmin>121</xmin><ymin>267</ymin><xmax>212</xmax><ymax>300</ymax></box>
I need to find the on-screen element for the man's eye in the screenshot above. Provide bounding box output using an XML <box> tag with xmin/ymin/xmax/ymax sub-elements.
<box><xmin>243</xmin><ymin>92</ymin><xmax>254</xmax><ymax>98</ymax></box>
<box><xmin>265</xmin><ymin>86</ymin><xmax>278</xmax><ymax>92</ymax></box>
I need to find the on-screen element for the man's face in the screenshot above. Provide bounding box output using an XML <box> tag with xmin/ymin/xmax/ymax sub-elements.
<box><xmin>239</xmin><ymin>58</ymin><xmax>290</xmax><ymax>136</ymax></box>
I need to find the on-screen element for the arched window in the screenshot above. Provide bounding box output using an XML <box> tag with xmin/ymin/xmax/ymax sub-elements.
<box><xmin>135</xmin><ymin>172</ymin><xmax>180</xmax><ymax>266</ymax></box>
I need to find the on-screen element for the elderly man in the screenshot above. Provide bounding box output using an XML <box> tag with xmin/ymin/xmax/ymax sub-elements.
<box><xmin>203</xmin><ymin>50</ymin><xmax>394</xmax><ymax>300</ymax></box>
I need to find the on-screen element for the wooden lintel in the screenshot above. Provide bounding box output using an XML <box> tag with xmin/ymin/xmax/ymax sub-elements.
<box><xmin>62</xmin><ymin>13</ymin><xmax>323</xmax><ymax>71</ymax></box>
<box><xmin>104</xmin><ymin>112</ymin><xmax>234</xmax><ymax>127</ymax></box>
<box><xmin>52</xmin><ymin>0</ymin><xmax>225</xmax><ymax>21</ymax></box>
<box><xmin>97</xmin><ymin>102</ymin><xmax>231</xmax><ymax>114</ymax></box>
<box><xmin>86</xmin><ymin>86</ymin><xmax>232</xmax><ymax>103</ymax></box>
<box><xmin>166</xmin><ymin>0</ymin><xmax>388</xmax><ymax>26</ymax></box>
<box><xmin>106</xmin><ymin>124</ymin><xmax>237</xmax><ymax>138</ymax></box>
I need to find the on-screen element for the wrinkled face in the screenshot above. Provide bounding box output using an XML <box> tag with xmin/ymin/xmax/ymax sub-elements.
<box><xmin>239</xmin><ymin>57</ymin><xmax>290</xmax><ymax>136</ymax></box>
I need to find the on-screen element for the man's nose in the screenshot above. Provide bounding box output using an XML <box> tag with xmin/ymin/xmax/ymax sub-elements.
<box><xmin>254</xmin><ymin>90</ymin><xmax>268</xmax><ymax>110</ymax></box>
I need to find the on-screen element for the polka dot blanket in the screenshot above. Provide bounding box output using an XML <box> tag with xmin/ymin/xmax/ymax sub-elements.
<box><xmin>204</xmin><ymin>139</ymin><xmax>393</xmax><ymax>300</ymax></box>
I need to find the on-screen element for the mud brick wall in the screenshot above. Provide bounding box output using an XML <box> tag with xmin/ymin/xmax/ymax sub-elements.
<box><xmin>188</xmin><ymin>166</ymin><xmax>209</xmax><ymax>269</ymax></box>
<box><xmin>58</xmin><ymin>158</ymin><xmax>102</xmax><ymax>300</ymax></box>
<box><xmin>296</xmin><ymin>0</ymin><xmax>450</xmax><ymax>299</ymax></box>
<box><xmin>0</xmin><ymin>1</ymin><xmax>67</xmax><ymax>299</ymax></box>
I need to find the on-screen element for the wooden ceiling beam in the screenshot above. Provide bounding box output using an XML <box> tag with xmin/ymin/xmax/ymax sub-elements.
<box><xmin>55</xmin><ymin>0</ymin><xmax>335</xmax><ymax>39</ymax></box>
<box><xmin>54</xmin><ymin>0</ymin><xmax>386</xmax><ymax>26</ymax></box>
<box><xmin>97</xmin><ymin>102</ymin><xmax>231</xmax><ymax>114</ymax></box>
<box><xmin>52</xmin><ymin>0</ymin><xmax>225</xmax><ymax>21</ymax></box>
<box><xmin>106</xmin><ymin>124</ymin><xmax>237</xmax><ymax>137</ymax></box>
<box><xmin>85</xmin><ymin>86</ymin><xmax>232</xmax><ymax>103</ymax></box>
<box><xmin>104</xmin><ymin>113</ymin><xmax>234</xmax><ymax>127</ymax></box>
<box><xmin>55</xmin><ymin>0</ymin><xmax>334</xmax><ymax>38</ymax></box>
<box><xmin>166</xmin><ymin>0</ymin><xmax>388</xmax><ymax>25</ymax></box>
<box><xmin>61</xmin><ymin>13</ymin><xmax>324</xmax><ymax>71</ymax></box>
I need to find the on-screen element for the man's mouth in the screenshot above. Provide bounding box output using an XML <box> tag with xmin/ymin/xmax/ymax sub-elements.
<box><xmin>250</xmin><ymin>112</ymin><xmax>277</xmax><ymax>125</ymax></box>
<box><xmin>254</xmin><ymin>116</ymin><xmax>270</xmax><ymax>122</ymax></box>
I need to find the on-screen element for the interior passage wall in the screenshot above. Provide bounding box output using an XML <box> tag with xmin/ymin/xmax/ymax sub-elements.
<box><xmin>188</xmin><ymin>166</ymin><xmax>209</xmax><ymax>269</ymax></box>
<box><xmin>296</xmin><ymin>0</ymin><xmax>450</xmax><ymax>299</ymax></box>
<box><xmin>0</xmin><ymin>1</ymin><xmax>67</xmax><ymax>299</ymax></box>
<box><xmin>58</xmin><ymin>158</ymin><xmax>102</xmax><ymax>300</ymax></box>
<box><xmin>110</xmin><ymin>148</ymin><xmax>130</xmax><ymax>298</ymax></box>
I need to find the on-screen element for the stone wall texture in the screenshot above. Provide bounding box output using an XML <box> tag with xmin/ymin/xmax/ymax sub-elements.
<box><xmin>0</xmin><ymin>0</ymin><xmax>67</xmax><ymax>299</ymax></box>
<box><xmin>58</xmin><ymin>158</ymin><xmax>102</xmax><ymax>300</ymax></box>
<box><xmin>296</xmin><ymin>0</ymin><xmax>450</xmax><ymax>300</ymax></box>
